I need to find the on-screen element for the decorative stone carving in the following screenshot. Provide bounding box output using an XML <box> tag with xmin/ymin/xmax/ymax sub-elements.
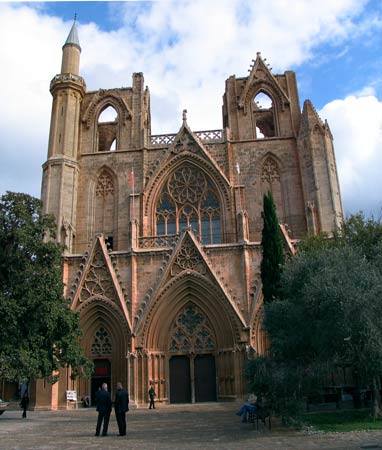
<box><xmin>169</xmin><ymin>305</ymin><xmax>215</xmax><ymax>352</ymax></box>
<box><xmin>172</xmin><ymin>133</ymin><xmax>197</xmax><ymax>154</ymax></box>
<box><xmin>261</xmin><ymin>157</ymin><xmax>280</xmax><ymax>184</ymax></box>
<box><xmin>79</xmin><ymin>250</ymin><xmax>115</xmax><ymax>302</ymax></box>
<box><xmin>96</xmin><ymin>171</ymin><xmax>114</xmax><ymax>197</ymax></box>
<box><xmin>171</xmin><ymin>239</ymin><xmax>206</xmax><ymax>275</ymax></box>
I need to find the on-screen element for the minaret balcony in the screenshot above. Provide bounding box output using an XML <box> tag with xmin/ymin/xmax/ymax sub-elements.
<box><xmin>50</xmin><ymin>73</ymin><xmax>86</xmax><ymax>94</ymax></box>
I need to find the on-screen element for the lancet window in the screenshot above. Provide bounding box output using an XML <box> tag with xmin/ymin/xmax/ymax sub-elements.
<box><xmin>91</xmin><ymin>326</ymin><xmax>112</xmax><ymax>356</ymax></box>
<box><xmin>169</xmin><ymin>305</ymin><xmax>215</xmax><ymax>353</ymax></box>
<box><xmin>156</xmin><ymin>165</ymin><xmax>221</xmax><ymax>244</ymax></box>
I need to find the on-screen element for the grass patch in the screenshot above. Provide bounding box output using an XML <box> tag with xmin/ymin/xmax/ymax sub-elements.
<box><xmin>300</xmin><ymin>409</ymin><xmax>382</xmax><ymax>432</ymax></box>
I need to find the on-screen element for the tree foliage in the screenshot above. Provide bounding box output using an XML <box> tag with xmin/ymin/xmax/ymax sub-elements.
<box><xmin>248</xmin><ymin>214</ymin><xmax>382</xmax><ymax>419</ymax></box>
<box><xmin>260</xmin><ymin>191</ymin><xmax>285</xmax><ymax>303</ymax></box>
<box><xmin>0</xmin><ymin>192</ymin><xmax>93</xmax><ymax>383</ymax></box>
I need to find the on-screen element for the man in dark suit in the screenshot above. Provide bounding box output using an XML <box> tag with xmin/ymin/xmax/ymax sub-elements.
<box><xmin>95</xmin><ymin>383</ymin><xmax>112</xmax><ymax>436</ymax></box>
<box><xmin>114</xmin><ymin>382</ymin><xmax>129</xmax><ymax>436</ymax></box>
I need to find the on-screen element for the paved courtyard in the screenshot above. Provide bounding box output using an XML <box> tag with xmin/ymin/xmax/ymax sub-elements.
<box><xmin>1</xmin><ymin>402</ymin><xmax>382</xmax><ymax>449</ymax></box>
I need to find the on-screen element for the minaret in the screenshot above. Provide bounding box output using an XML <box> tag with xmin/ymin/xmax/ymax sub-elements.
<box><xmin>41</xmin><ymin>18</ymin><xmax>86</xmax><ymax>252</ymax></box>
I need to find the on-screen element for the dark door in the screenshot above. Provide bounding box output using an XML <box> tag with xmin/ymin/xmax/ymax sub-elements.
<box><xmin>91</xmin><ymin>359</ymin><xmax>111</xmax><ymax>406</ymax></box>
<box><xmin>195</xmin><ymin>354</ymin><xmax>216</xmax><ymax>402</ymax></box>
<box><xmin>170</xmin><ymin>355</ymin><xmax>191</xmax><ymax>403</ymax></box>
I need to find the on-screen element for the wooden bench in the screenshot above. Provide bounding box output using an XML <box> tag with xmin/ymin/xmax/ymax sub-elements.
<box><xmin>247</xmin><ymin>406</ymin><xmax>271</xmax><ymax>430</ymax></box>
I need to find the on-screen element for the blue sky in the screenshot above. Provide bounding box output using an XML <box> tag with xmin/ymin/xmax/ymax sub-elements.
<box><xmin>0</xmin><ymin>0</ymin><xmax>381</xmax><ymax>217</ymax></box>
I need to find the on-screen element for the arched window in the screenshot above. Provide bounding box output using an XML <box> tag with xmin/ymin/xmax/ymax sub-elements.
<box><xmin>253</xmin><ymin>92</ymin><xmax>276</xmax><ymax>138</ymax></box>
<box><xmin>156</xmin><ymin>165</ymin><xmax>222</xmax><ymax>244</ymax></box>
<box><xmin>98</xmin><ymin>105</ymin><xmax>118</xmax><ymax>152</ymax></box>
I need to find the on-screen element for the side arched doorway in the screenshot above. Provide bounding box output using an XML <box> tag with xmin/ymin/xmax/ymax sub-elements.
<box><xmin>168</xmin><ymin>304</ymin><xmax>217</xmax><ymax>403</ymax></box>
<box><xmin>76</xmin><ymin>297</ymin><xmax>131</xmax><ymax>407</ymax></box>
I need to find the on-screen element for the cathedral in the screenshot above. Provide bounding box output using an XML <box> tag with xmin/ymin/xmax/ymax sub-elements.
<box><xmin>33</xmin><ymin>20</ymin><xmax>343</xmax><ymax>409</ymax></box>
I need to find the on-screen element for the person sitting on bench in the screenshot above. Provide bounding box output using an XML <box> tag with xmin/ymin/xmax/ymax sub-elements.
<box><xmin>236</xmin><ymin>394</ymin><xmax>258</xmax><ymax>423</ymax></box>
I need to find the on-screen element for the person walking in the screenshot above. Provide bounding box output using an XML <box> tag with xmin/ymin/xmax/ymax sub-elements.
<box><xmin>114</xmin><ymin>382</ymin><xmax>129</xmax><ymax>436</ymax></box>
<box><xmin>20</xmin><ymin>391</ymin><xmax>29</xmax><ymax>418</ymax></box>
<box><xmin>95</xmin><ymin>383</ymin><xmax>112</xmax><ymax>436</ymax></box>
<box><xmin>148</xmin><ymin>385</ymin><xmax>156</xmax><ymax>409</ymax></box>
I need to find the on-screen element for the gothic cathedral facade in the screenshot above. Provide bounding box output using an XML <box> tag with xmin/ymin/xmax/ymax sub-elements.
<box><xmin>35</xmin><ymin>21</ymin><xmax>343</xmax><ymax>409</ymax></box>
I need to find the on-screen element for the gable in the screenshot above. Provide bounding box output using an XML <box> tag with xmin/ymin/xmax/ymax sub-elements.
<box><xmin>69</xmin><ymin>235</ymin><xmax>132</xmax><ymax>331</ymax></box>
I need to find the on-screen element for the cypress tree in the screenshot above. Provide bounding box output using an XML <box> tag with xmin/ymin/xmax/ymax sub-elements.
<box><xmin>261</xmin><ymin>191</ymin><xmax>285</xmax><ymax>302</ymax></box>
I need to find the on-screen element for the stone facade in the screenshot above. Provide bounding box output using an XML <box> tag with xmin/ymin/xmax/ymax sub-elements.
<box><xmin>36</xmin><ymin>23</ymin><xmax>343</xmax><ymax>409</ymax></box>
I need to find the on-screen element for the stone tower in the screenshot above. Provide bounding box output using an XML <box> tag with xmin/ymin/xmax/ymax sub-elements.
<box><xmin>35</xmin><ymin>23</ymin><xmax>343</xmax><ymax>410</ymax></box>
<box><xmin>41</xmin><ymin>18</ymin><xmax>85</xmax><ymax>252</ymax></box>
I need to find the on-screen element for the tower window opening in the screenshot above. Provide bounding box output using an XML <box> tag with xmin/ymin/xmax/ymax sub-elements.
<box><xmin>105</xmin><ymin>235</ymin><xmax>113</xmax><ymax>250</ymax></box>
<box><xmin>253</xmin><ymin>92</ymin><xmax>275</xmax><ymax>138</ymax></box>
<box><xmin>97</xmin><ymin>105</ymin><xmax>118</xmax><ymax>152</ymax></box>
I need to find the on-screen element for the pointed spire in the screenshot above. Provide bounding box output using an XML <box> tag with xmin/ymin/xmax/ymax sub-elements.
<box><xmin>182</xmin><ymin>109</ymin><xmax>188</xmax><ymax>125</ymax></box>
<box><xmin>64</xmin><ymin>15</ymin><xmax>81</xmax><ymax>50</ymax></box>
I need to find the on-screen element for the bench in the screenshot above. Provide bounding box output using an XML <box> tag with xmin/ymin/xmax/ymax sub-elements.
<box><xmin>247</xmin><ymin>406</ymin><xmax>271</xmax><ymax>430</ymax></box>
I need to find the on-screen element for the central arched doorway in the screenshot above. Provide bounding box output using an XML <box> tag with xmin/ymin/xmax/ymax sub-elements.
<box><xmin>168</xmin><ymin>304</ymin><xmax>217</xmax><ymax>403</ymax></box>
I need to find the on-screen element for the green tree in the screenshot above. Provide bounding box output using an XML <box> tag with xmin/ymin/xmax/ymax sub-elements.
<box><xmin>260</xmin><ymin>191</ymin><xmax>285</xmax><ymax>302</ymax></box>
<box><xmin>248</xmin><ymin>214</ymin><xmax>382</xmax><ymax>419</ymax></box>
<box><xmin>0</xmin><ymin>192</ymin><xmax>92</xmax><ymax>383</ymax></box>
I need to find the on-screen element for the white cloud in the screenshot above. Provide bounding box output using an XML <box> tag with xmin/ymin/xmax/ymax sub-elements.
<box><xmin>320</xmin><ymin>94</ymin><xmax>382</xmax><ymax>217</ymax></box>
<box><xmin>0</xmin><ymin>0</ymin><xmax>381</xmax><ymax>218</ymax></box>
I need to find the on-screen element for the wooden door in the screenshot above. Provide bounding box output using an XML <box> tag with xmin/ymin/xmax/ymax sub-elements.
<box><xmin>194</xmin><ymin>354</ymin><xmax>216</xmax><ymax>402</ymax></box>
<box><xmin>169</xmin><ymin>355</ymin><xmax>191</xmax><ymax>403</ymax></box>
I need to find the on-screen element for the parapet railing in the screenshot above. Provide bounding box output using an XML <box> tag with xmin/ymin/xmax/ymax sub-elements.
<box><xmin>138</xmin><ymin>234</ymin><xmax>180</xmax><ymax>249</ymax></box>
<box><xmin>150</xmin><ymin>129</ymin><xmax>225</xmax><ymax>146</ymax></box>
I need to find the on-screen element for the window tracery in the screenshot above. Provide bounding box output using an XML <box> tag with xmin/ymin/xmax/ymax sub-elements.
<box><xmin>94</xmin><ymin>170</ymin><xmax>115</xmax><ymax>245</ymax></box>
<box><xmin>156</xmin><ymin>166</ymin><xmax>221</xmax><ymax>244</ymax></box>
<box><xmin>91</xmin><ymin>326</ymin><xmax>112</xmax><ymax>356</ymax></box>
<box><xmin>261</xmin><ymin>156</ymin><xmax>284</xmax><ymax>220</ymax></box>
<box><xmin>169</xmin><ymin>305</ymin><xmax>215</xmax><ymax>353</ymax></box>
<box><xmin>261</xmin><ymin>157</ymin><xmax>280</xmax><ymax>185</ymax></box>
<box><xmin>96</xmin><ymin>170</ymin><xmax>114</xmax><ymax>197</ymax></box>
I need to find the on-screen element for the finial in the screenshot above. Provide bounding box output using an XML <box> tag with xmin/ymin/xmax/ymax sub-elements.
<box><xmin>74</xmin><ymin>13</ymin><xmax>77</xmax><ymax>22</ymax></box>
<box><xmin>182</xmin><ymin>109</ymin><xmax>187</xmax><ymax>124</ymax></box>
<box><xmin>256</xmin><ymin>52</ymin><xmax>261</xmax><ymax>57</ymax></box>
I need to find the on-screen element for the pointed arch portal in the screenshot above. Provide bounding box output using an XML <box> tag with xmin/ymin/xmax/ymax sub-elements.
<box><xmin>168</xmin><ymin>304</ymin><xmax>217</xmax><ymax>403</ymax></box>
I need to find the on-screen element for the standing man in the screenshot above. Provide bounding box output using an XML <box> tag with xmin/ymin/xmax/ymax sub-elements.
<box><xmin>148</xmin><ymin>384</ymin><xmax>156</xmax><ymax>409</ymax></box>
<box><xmin>114</xmin><ymin>382</ymin><xmax>129</xmax><ymax>436</ymax></box>
<box><xmin>95</xmin><ymin>383</ymin><xmax>112</xmax><ymax>437</ymax></box>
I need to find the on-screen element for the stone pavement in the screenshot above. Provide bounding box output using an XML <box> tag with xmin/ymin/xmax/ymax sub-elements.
<box><xmin>1</xmin><ymin>402</ymin><xmax>382</xmax><ymax>450</ymax></box>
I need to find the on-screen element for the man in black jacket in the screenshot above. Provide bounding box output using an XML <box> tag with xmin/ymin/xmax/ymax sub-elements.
<box><xmin>95</xmin><ymin>383</ymin><xmax>112</xmax><ymax>436</ymax></box>
<box><xmin>114</xmin><ymin>382</ymin><xmax>129</xmax><ymax>436</ymax></box>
